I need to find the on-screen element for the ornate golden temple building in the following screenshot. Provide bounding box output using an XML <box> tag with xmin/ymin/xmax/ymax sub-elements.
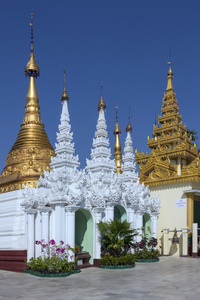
<box><xmin>0</xmin><ymin>14</ymin><xmax>54</xmax><ymax>194</ymax></box>
<box><xmin>136</xmin><ymin>63</ymin><xmax>200</xmax><ymax>254</ymax></box>
<box><xmin>136</xmin><ymin>63</ymin><xmax>199</xmax><ymax>187</ymax></box>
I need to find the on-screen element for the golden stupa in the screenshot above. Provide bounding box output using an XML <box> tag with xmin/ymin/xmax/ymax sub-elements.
<box><xmin>136</xmin><ymin>63</ymin><xmax>199</xmax><ymax>186</ymax></box>
<box><xmin>0</xmin><ymin>14</ymin><xmax>54</xmax><ymax>193</ymax></box>
<box><xmin>113</xmin><ymin>103</ymin><xmax>122</xmax><ymax>175</ymax></box>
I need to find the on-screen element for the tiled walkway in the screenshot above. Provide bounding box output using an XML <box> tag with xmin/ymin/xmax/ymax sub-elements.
<box><xmin>0</xmin><ymin>256</ymin><xmax>199</xmax><ymax>299</ymax></box>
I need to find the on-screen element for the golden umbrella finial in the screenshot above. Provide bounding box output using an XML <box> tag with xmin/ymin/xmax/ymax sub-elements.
<box><xmin>126</xmin><ymin>106</ymin><xmax>133</xmax><ymax>133</ymax></box>
<box><xmin>24</xmin><ymin>13</ymin><xmax>40</xmax><ymax>77</ymax></box>
<box><xmin>98</xmin><ymin>82</ymin><xmax>106</xmax><ymax>111</ymax></box>
<box><xmin>61</xmin><ymin>69</ymin><xmax>69</xmax><ymax>101</ymax></box>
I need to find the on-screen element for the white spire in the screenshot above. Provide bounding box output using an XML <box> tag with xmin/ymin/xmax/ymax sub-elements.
<box><xmin>86</xmin><ymin>107</ymin><xmax>115</xmax><ymax>172</ymax></box>
<box><xmin>121</xmin><ymin>131</ymin><xmax>138</xmax><ymax>183</ymax></box>
<box><xmin>50</xmin><ymin>100</ymin><xmax>80</xmax><ymax>170</ymax></box>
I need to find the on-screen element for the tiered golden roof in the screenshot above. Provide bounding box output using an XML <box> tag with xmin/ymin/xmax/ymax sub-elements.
<box><xmin>113</xmin><ymin>104</ymin><xmax>122</xmax><ymax>175</ymax></box>
<box><xmin>136</xmin><ymin>63</ymin><xmax>199</xmax><ymax>186</ymax></box>
<box><xmin>0</xmin><ymin>14</ymin><xmax>54</xmax><ymax>193</ymax></box>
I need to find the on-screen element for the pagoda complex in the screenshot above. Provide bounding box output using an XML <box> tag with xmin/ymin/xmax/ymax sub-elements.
<box><xmin>136</xmin><ymin>63</ymin><xmax>200</xmax><ymax>255</ymax></box>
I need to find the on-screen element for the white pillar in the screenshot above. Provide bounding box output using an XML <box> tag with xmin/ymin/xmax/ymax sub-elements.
<box><xmin>151</xmin><ymin>213</ymin><xmax>159</xmax><ymax>238</ymax></box>
<box><xmin>136</xmin><ymin>211</ymin><xmax>144</xmax><ymax>242</ymax></box>
<box><xmin>127</xmin><ymin>206</ymin><xmax>136</xmax><ymax>229</ymax></box>
<box><xmin>39</xmin><ymin>206</ymin><xmax>52</xmax><ymax>242</ymax></box>
<box><xmin>65</xmin><ymin>206</ymin><xmax>79</xmax><ymax>262</ymax></box>
<box><xmin>25</xmin><ymin>208</ymin><xmax>37</xmax><ymax>261</ymax></box>
<box><xmin>93</xmin><ymin>207</ymin><xmax>104</xmax><ymax>260</ymax></box>
<box><xmin>181</xmin><ymin>227</ymin><xmax>188</xmax><ymax>257</ymax></box>
<box><xmin>105</xmin><ymin>202</ymin><xmax>117</xmax><ymax>221</ymax></box>
<box><xmin>54</xmin><ymin>203</ymin><xmax>66</xmax><ymax>242</ymax></box>
<box><xmin>162</xmin><ymin>228</ymin><xmax>169</xmax><ymax>255</ymax></box>
<box><xmin>192</xmin><ymin>223</ymin><xmax>198</xmax><ymax>257</ymax></box>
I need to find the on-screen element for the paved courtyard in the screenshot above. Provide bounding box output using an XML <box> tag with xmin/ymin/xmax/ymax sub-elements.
<box><xmin>0</xmin><ymin>256</ymin><xmax>199</xmax><ymax>300</ymax></box>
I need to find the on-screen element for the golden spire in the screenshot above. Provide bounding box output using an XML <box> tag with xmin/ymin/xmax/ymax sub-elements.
<box><xmin>24</xmin><ymin>13</ymin><xmax>40</xmax><ymax>77</ymax></box>
<box><xmin>166</xmin><ymin>46</ymin><xmax>173</xmax><ymax>93</ymax></box>
<box><xmin>113</xmin><ymin>103</ymin><xmax>122</xmax><ymax>175</ymax></box>
<box><xmin>126</xmin><ymin>107</ymin><xmax>133</xmax><ymax>133</ymax></box>
<box><xmin>166</xmin><ymin>62</ymin><xmax>174</xmax><ymax>92</ymax></box>
<box><xmin>61</xmin><ymin>69</ymin><xmax>69</xmax><ymax>101</ymax></box>
<box><xmin>0</xmin><ymin>13</ymin><xmax>54</xmax><ymax>194</ymax></box>
<box><xmin>98</xmin><ymin>82</ymin><xmax>106</xmax><ymax>111</ymax></box>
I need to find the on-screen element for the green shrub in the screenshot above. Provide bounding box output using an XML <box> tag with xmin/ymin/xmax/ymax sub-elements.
<box><xmin>26</xmin><ymin>256</ymin><xmax>77</xmax><ymax>274</ymax></box>
<box><xmin>98</xmin><ymin>219</ymin><xmax>138</xmax><ymax>257</ymax></box>
<box><xmin>99</xmin><ymin>254</ymin><xmax>135</xmax><ymax>266</ymax></box>
<box><xmin>134</xmin><ymin>248</ymin><xmax>160</xmax><ymax>260</ymax></box>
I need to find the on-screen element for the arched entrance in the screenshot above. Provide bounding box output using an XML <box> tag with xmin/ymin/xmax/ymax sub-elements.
<box><xmin>114</xmin><ymin>205</ymin><xmax>127</xmax><ymax>221</ymax></box>
<box><xmin>143</xmin><ymin>213</ymin><xmax>152</xmax><ymax>238</ymax></box>
<box><xmin>75</xmin><ymin>209</ymin><xmax>93</xmax><ymax>263</ymax></box>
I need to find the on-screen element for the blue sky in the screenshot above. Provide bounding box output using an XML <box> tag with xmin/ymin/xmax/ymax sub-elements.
<box><xmin>0</xmin><ymin>1</ymin><xmax>200</xmax><ymax>172</ymax></box>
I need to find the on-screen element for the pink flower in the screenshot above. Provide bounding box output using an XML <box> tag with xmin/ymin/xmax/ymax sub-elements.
<box><xmin>61</xmin><ymin>248</ymin><xmax>65</xmax><ymax>253</ymax></box>
<box><xmin>60</xmin><ymin>240</ymin><xmax>64</xmax><ymax>245</ymax></box>
<box><xmin>49</xmin><ymin>239</ymin><xmax>55</xmax><ymax>245</ymax></box>
<box><xmin>70</xmin><ymin>255</ymin><xmax>73</xmax><ymax>259</ymax></box>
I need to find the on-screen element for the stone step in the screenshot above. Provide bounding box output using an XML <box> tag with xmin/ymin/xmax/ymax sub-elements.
<box><xmin>0</xmin><ymin>250</ymin><xmax>27</xmax><ymax>272</ymax></box>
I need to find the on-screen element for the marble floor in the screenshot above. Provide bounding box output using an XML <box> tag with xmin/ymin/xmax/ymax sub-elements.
<box><xmin>0</xmin><ymin>256</ymin><xmax>199</xmax><ymax>300</ymax></box>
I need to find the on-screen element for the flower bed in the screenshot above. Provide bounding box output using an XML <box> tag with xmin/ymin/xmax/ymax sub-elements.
<box><xmin>26</xmin><ymin>240</ymin><xmax>80</xmax><ymax>277</ymax></box>
<box><xmin>24</xmin><ymin>268</ymin><xmax>81</xmax><ymax>277</ymax></box>
<box><xmin>99</xmin><ymin>253</ymin><xmax>136</xmax><ymax>268</ymax></box>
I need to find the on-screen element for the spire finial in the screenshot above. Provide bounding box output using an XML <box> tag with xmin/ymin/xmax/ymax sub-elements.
<box><xmin>166</xmin><ymin>45</ymin><xmax>174</xmax><ymax>91</ymax></box>
<box><xmin>98</xmin><ymin>82</ymin><xmax>106</xmax><ymax>111</ymax></box>
<box><xmin>61</xmin><ymin>69</ymin><xmax>69</xmax><ymax>101</ymax></box>
<box><xmin>113</xmin><ymin>102</ymin><xmax>121</xmax><ymax>134</ymax></box>
<box><xmin>125</xmin><ymin>106</ymin><xmax>133</xmax><ymax>132</ymax></box>
<box><xmin>24</xmin><ymin>13</ymin><xmax>40</xmax><ymax>77</ymax></box>
<box><xmin>114</xmin><ymin>102</ymin><xmax>118</xmax><ymax>122</ymax></box>
<box><xmin>30</xmin><ymin>13</ymin><xmax>34</xmax><ymax>53</ymax></box>
<box><xmin>167</xmin><ymin>44</ymin><xmax>173</xmax><ymax>76</ymax></box>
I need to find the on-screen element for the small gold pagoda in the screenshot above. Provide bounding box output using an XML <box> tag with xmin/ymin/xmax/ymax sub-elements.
<box><xmin>113</xmin><ymin>104</ymin><xmax>122</xmax><ymax>175</ymax></box>
<box><xmin>136</xmin><ymin>63</ymin><xmax>200</xmax><ymax>187</ymax></box>
<box><xmin>0</xmin><ymin>14</ymin><xmax>54</xmax><ymax>193</ymax></box>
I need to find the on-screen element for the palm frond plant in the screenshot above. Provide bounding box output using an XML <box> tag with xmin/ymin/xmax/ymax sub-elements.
<box><xmin>97</xmin><ymin>219</ymin><xmax>138</xmax><ymax>266</ymax></box>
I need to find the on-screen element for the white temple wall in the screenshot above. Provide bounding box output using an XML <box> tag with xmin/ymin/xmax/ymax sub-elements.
<box><xmin>150</xmin><ymin>182</ymin><xmax>191</xmax><ymax>255</ymax></box>
<box><xmin>0</xmin><ymin>190</ymin><xmax>26</xmax><ymax>250</ymax></box>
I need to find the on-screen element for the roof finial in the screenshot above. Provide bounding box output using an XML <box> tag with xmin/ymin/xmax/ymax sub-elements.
<box><xmin>125</xmin><ymin>106</ymin><xmax>133</xmax><ymax>132</ymax></box>
<box><xmin>98</xmin><ymin>82</ymin><xmax>106</xmax><ymax>111</ymax></box>
<box><xmin>167</xmin><ymin>44</ymin><xmax>173</xmax><ymax>76</ymax></box>
<box><xmin>24</xmin><ymin>13</ymin><xmax>40</xmax><ymax>77</ymax></box>
<box><xmin>166</xmin><ymin>45</ymin><xmax>174</xmax><ymax>91</ymax></box>
<box><xmin>61</xmin><ymin>69</ymin><xmax>69</xmax><ymax>101</ymax></box>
